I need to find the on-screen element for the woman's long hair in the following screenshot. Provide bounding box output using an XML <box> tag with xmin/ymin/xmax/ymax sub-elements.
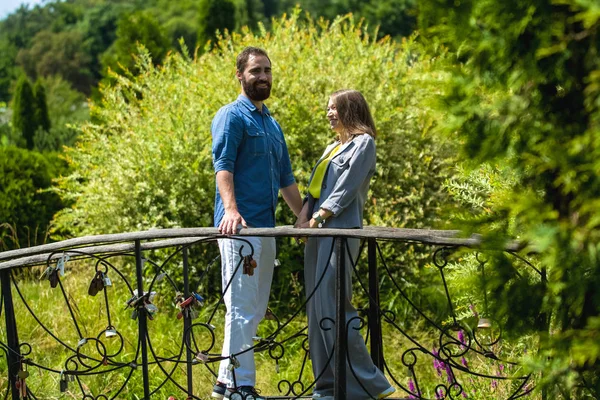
<box><xmin>330</xmin><ymin>89</ymin><xmax>376</xmax><ymax>138</ymax></box>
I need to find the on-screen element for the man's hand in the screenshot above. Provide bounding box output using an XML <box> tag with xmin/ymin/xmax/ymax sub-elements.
<box><xmin>219</xmin><ymin>209</ymin><xmax>248</xmax><ymax>235</ymax></box>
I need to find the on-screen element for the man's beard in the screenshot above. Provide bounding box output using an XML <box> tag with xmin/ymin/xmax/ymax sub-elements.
<box><xmin>242</xmin><ymin>77</ymin><xmax>271</xmax><ymax>101</ymax></box>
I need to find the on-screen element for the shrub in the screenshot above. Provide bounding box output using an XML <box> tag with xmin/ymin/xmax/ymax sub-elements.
<box><xmin>0</xmin><ymin>147</ymin><xmax>66</xmax><ymax>250</ymax></box>
<box><xmin>54</xmin><ymin>11</ymin><xmax>456</xmax><ymax>312</ymax></box>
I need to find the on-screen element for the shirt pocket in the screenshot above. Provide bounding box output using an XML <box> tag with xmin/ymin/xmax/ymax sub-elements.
<box><xmin>246</xmin><ymin>126</ymin><xmax>267</xmax><ymax>156</ymax></box>
<box><xmin>330</xmin><ymin>151</ymin><xmax>353</xmax><ymax>171</ymax></box>
<box><xmin>270</xmin><ymin>133</ymin><xmax>284</xmax><ymax>161</ymax></box>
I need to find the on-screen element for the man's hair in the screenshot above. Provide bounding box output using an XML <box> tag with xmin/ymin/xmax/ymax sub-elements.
<box><xmin>330</xmin><ymin>89</ymin><xmax>377</xmax><ymax>138</ymax></box>
<box><xmin>236</xmin><ymin>47</ymin><xmax>271</xmax><ymax>73</ymax></box>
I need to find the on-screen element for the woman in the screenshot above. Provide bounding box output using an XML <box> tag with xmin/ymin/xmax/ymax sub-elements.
<box><xmin>301</xmin><ymin>89</ymin><xmax>395</xmax><ymax>399</ymax></box>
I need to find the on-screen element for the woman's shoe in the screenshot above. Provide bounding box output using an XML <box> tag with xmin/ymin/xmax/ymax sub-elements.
<box><xmin>377</xmin><ymin>386</ymin><xmax>396</xmax><ymax>399</ymax></box>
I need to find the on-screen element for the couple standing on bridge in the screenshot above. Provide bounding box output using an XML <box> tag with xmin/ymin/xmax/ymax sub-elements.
<box><xmin>210</xmin><ymin>46</ymin><xmax>396</xmax><ymax>400</ymax></box>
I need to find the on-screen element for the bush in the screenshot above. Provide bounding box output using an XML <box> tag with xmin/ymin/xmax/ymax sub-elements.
<box><xmin>0</xmin><ymin>147</ymin><xmax>66</xmax><ymax>250</ymax></box>
<box><xmin>54</xmin><ymin>11</ymin><xmax>456</xmax><ymax>312</ymax></box>
<box><xmin>420</xmin><ymin>0</ymin><xmax>600</xmax><ymax>395</ymax></box>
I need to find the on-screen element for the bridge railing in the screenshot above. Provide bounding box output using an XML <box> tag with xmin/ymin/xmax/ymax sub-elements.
<box><xmin>0</xmin><ymin>226</ymin><xmax>537</xmax><ymax>399</ymax></box>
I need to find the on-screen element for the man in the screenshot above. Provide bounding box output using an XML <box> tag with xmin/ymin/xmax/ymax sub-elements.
<box><xmin>211</xmin><ymin>47</ymin><xmax>302</xmax><ymax>400</ymax></box>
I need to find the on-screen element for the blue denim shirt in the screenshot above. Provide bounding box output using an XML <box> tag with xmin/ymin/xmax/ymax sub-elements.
<box><xmin>212</xmin><ymin>95</ymin><xmax>295</xmax><ymax>228</ymax></box>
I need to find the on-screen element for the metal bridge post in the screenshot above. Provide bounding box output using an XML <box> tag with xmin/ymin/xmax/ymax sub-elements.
<box><xmin>368</xmin><ymin>238</ymin><xmax>384</xmax><ymax>370</ymax></box>
<box><xmin>334</xmin><ymin>237</ymin><xmax>347</xmax><ymax>400</ymax></box>
<box><xmin>134</xmin><ymin>240</ymin><xmax>151</xmax><ymax>399</ymax></box>
<box><xmin>183</xmin><ymin>247</ymin><xmax>194</xmax><ymax>396</ymax></box>
<box><xmin>1</xmin><ymin>269</ymin><xmax>20</xmax><ymax>400</ymax></box>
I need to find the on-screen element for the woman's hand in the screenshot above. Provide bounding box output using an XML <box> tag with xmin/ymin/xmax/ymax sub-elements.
<box><xmin>309</xmin><ymin>218</ymin><xmax>319</xmax><ymax>229</ymax></box>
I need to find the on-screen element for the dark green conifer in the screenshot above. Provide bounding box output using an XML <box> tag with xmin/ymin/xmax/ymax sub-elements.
<box><xmin>11</xmin><ymin>76</ymin><xmax>37</xmax><ymax>149</ymax></box>
<box><xmin>197</xmin><ymin>0</ymin><xmax>236</xmax><ymax>48</ymax></box>
<box><xmin>33</xmin><ymin>79</ymin><xmax>51</xmax><ymax>132</ymax></box>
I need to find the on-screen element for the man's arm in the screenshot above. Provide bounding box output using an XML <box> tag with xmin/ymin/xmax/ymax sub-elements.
<box><xmin>281</xmin><ymin>182</ymin><xmax>303</xmax><ymax>217</ymax></box>
<box><xmin>216</xmin><ymin>170</ymin><xmax>247</xmax><ymax>234</ymax></box>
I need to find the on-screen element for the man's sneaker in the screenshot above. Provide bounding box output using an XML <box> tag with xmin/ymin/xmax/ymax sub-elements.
<box><xmin>211</xmin><ymin>382</ymin><xmax>227</xmax><ymax>399</ymax></box>
<box><xmin>225</xmin><ymin>386</ymin><xmax>265</xmax><ymax>400</ymax></box>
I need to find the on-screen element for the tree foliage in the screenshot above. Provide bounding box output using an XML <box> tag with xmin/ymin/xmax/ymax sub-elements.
<box><xmin>16</xmin><ymin>29</ymin><xmax>94</xmax><ymax>93</ymax></box>
<box><xmin>10</xmin><ymin>77</ymin><xmax>54</xmax><ymax>151</ymax></box>
<box><xmin>197</xmin><ymin>0</ymin><xmax>237</xmax><ymax>48</ymax></box>
<box><xmin>0</xmin><ymin>0</ymin><xmax>420</xmax><ymax>103</ymax></box>
<box><xmin>11</xmin><ymin>76</ymin><xmax>36</xmax><ymax>149</ymax></box>
<box><xmin>0</xmin><ymin>147</ymin><xmax>66</xmax><ymax>250</ymax></box>
<box><xmin>276</xmin><ymin>0</ymin><xmax>417</xmax><ymax>38</ymax></box>
<box><xmin>55</xmin><ymin>12</ymin><xmax>453</xmax><ymax>236</ymax></box>
<box><xmin>0</xmin><ymin>38</ymin><xmax>18</xmax><ymax>103</ymax></box>
<box><xmin>33</xmin><ymin>79</ymin><xmax>50</xmax><ymax>133</ymax></box>
<box><xmin>420</xmin><ymin>0</ymin><xmax>600</xmax><ymax>395</ymax></box>
<box><xmin>33</xmin><ymin>76</ymin><xmax>89</xmax><ymax>152</ymax></box>
<box><xmin>101</xmin><ymin>11</ymin><xmax>170</xmax><ymax>77</ymax></box>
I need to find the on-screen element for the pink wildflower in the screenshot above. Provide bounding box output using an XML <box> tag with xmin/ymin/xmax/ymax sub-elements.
<box><xmin>469</xmin><ymin>304</ymin><xmax>478</xmax><ymax>317</ymax></box>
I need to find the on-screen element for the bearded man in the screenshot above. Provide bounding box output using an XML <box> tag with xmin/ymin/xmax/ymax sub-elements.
<box><xmin>210</xmin><ymin>47</ymin><xmax>302</xmax><ymax>400</ymax></box>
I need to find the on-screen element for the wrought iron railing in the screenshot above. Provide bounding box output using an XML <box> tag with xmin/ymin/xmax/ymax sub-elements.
<box><xmin>0</xmin><ymin>227</ymin><xmax>539</xmax><ymax>399</ymax></box>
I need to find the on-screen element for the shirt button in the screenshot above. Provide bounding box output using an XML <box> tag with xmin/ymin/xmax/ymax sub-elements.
<box><xmin>322</xmin><ymin>184</ymin><xmax>327</xmax><ymax>189</ymax></box>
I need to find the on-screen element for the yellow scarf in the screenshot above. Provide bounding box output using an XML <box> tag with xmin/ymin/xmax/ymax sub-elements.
<box><xmin>308</xmin><ymin>144</ymin><xmax>341</xmax><ymax>199</ymax></box>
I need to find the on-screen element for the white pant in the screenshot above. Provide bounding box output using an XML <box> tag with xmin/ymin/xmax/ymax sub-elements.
<box><xmin>217</xmin><ymin>236</ymin><xmax>276</xmax><ymax>387</ymax></box>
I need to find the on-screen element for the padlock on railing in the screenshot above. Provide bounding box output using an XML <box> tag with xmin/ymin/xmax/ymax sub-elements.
<box><xmin>243</xmin><ymin>255</ymin><xmax>257</xmax><ymax>276</ymax></box>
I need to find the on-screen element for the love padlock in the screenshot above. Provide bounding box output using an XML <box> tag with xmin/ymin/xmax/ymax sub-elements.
<box><xmin>88</xmin><ymin>271</ymin><xmax>104</xmax><ymax>296</ymax></box>
<box><xmin>60</xmin><ymin>377</ymin><xmax>68</xmax><ymax>392</ymax></box>
<box><xmin>195</xmin><ymin>352</ymin><xmax>209</xmax><ymax>364</ymax></box>
<box><xmin>243</xmin><ymin>255</ymin><xmax>257</xmax><ymax>276</ymax></box>
<box><xmin>48</xmin><ymin>269</ymin><xmax>59</xmax><ymax>288</ymax></box>
<box><xmin>179</xmin><ymin>296</ymin><xmax>194</xmax><ymax>308</ymax></box>
<box><xmin>59</xmin><ymin>370</ymin><xmax>69</xmax><ymax>393</ymax></box>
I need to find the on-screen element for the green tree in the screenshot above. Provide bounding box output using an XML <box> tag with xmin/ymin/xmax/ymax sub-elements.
<box><xmin>277</xmin><ymin>0</ymin><xmax>417</xmax><ymax>38</ymax></box>
<box><xmin>197</xmin><ymin>0</ymin><xmax>236</xmax><ymax>48</ymax></box>
<box><xmin>0</xmin><ymin>147</ymin><xmax>65</xmax><ymax>250</ymax></box>
<box><xmin>359</xmin><ymin>0</ymin><xmax>416</xmax><ymax>38</ymax></box>
<box><xmin>77</xmin><ymin>2</ymin><xmax>135</xmax><ymax>81</ymax></box>
<box><xmin>152</xmin><ymin>0</ymin><xmax>201</xmax><ymax>51</ymax></box>
<box><xmin>16</xmin><ymin>29</ymin><xmax>94</xmax><ymax>93</ymax></box>
<box><xmin>234</xmin><ymin>0</ymin><xmax>266</xmax><ymax>31</ymax></box>
<box><xmin>0</xmin><ymin>3</ymin><xmax>53</xmax><ymax>48</ymax></box>
<box><xmin>0</xmin><ymin>39</ymin><xmax>19</xmax><ymax>102</ymax></box>
<box><xmin>100</xmin><ymin>11</ymin><xmax>170</xmax><ymax>77</ymax></box>
<box><xmin>11</xmin><ymin>76</ymin><xmax>36</xmax><ymax>149</ymax></box>
<box><xmin>33</xmin><ymin>79</ymin><xmax>51</xmax><ymax>132</ymax></box>
<box><xmin>34</xmin><ymin>75</ymin><xmax>89</xmax><ymax>152</ymax></box>
<box><xmin>419</xmin><ymin>0</ymin><xmax>600</xmax><ymax>396</ymax></box>
<box><xmin>164</xmin><ymin>15</ymin><xmax>198</xmax><ymax>52</ymax></box>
